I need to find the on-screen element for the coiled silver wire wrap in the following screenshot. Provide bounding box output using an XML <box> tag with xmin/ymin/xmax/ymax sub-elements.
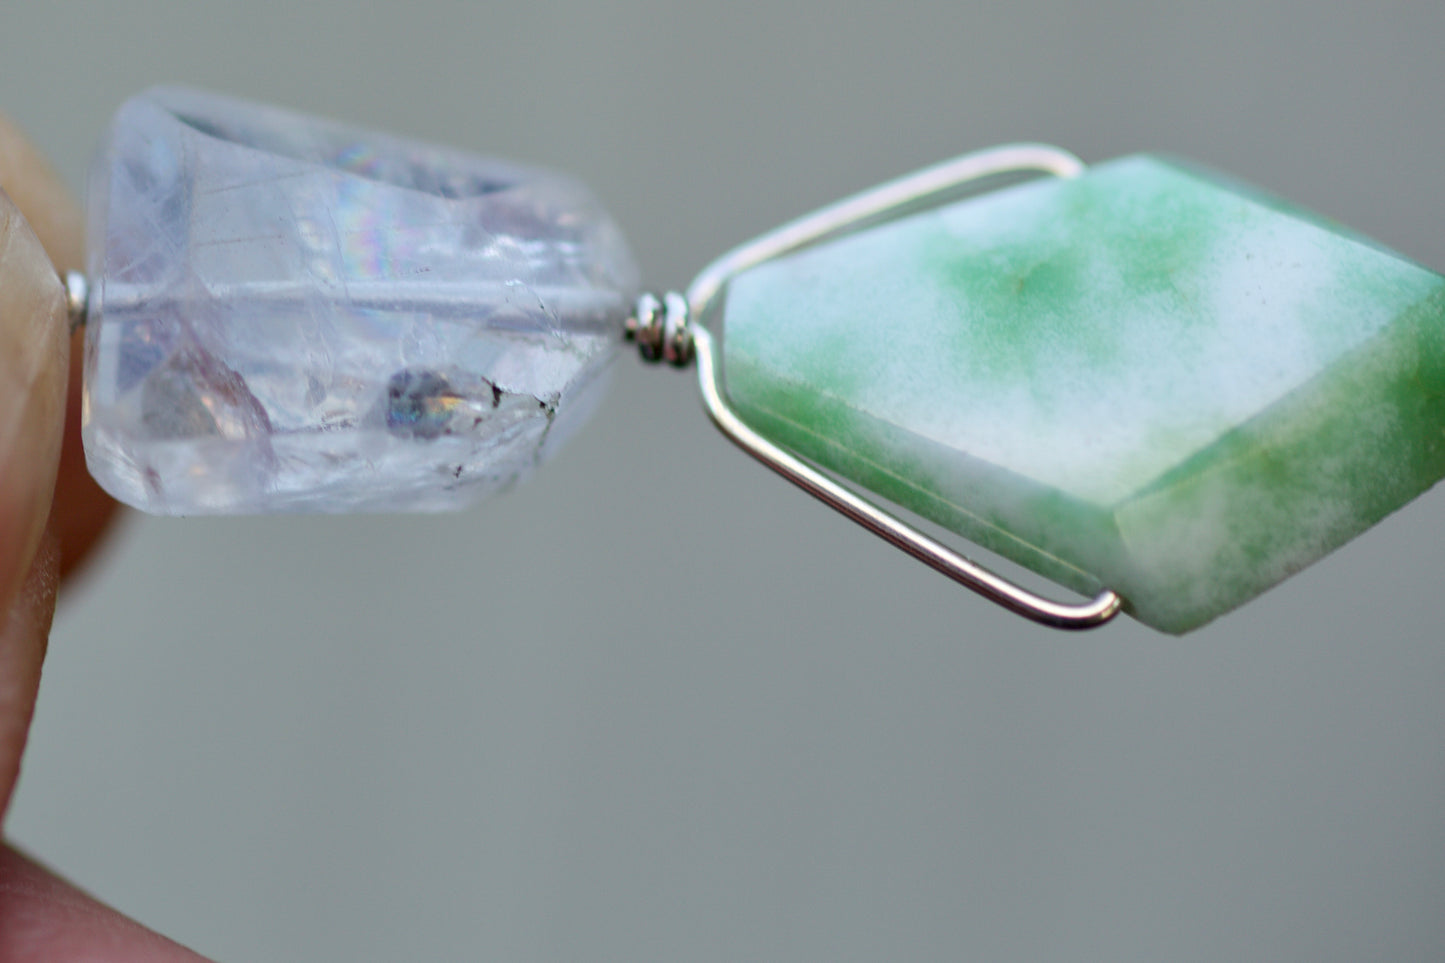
<box><xmin>624</xmin><ymin>291</ymin><xmax>694</xmax><ymax>367</ymax></box>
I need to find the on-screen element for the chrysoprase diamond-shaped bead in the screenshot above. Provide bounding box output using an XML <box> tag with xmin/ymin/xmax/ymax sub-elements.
<box><xmin>720</xmin><ymin>155</ymin><xmax>1445</xmax><ymax>633</ymax></box>
<box><xmin>83</xmin><ymin>87</ymin><xmax>639</xmax><ymax>514</ymax></box>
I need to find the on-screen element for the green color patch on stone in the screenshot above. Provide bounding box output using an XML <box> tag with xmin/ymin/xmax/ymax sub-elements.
<box><xmin>719</xmin><ymin>155</ymin><xmax>1445</xmax><ymax>633</ymax></box>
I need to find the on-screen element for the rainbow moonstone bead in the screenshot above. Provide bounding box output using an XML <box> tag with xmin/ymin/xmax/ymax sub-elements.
<box><xmin>83</xmin><ymin>88</ymin><xmax>638</xmax><ymax>514</ymax></box>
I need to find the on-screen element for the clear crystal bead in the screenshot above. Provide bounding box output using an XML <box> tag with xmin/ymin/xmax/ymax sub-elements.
<box><xmin>83</xmin><ymin>87</ymin><xmax>639</xmax><ymax>514</ymax></box>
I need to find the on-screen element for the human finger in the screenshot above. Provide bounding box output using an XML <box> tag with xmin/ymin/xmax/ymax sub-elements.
<box><xmin>0</xmin><ymin>117</ymin><xmax>84</xmax><ymax>819</ymax></box>
<box><xmin>0</xmin><ymin>186</ymin><xmax>68</xmax><ymax>622</ymax></box>
<box><xmin>0</xmin><ymin>179</ymin><xmax>67</xmax><ymax>826</ymax></box>
<box><xmin>0</xmin><ymin>844</ymin><xmax>211</xmax><ymax>961</ymax></box>
<box><xmin>0</xmin><ymin>113</ymin><xmax>120</xmax><ymax>582</ymax></box>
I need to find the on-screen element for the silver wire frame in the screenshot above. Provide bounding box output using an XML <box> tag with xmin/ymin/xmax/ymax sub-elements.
<box><xmin>686</xmin><ymin>144</ymin><xmax>1123</xmax><ymax>630</ymax></box>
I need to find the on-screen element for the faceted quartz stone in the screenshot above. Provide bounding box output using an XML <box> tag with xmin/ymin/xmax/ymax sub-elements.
<box><xmin>720</xmin><ymin>155</ymin><xmax>1445</xmax><ymax>633</ymax></box>
<box><xmin>83</xmin><ymin>87</ymin><xmax>639</xmax><ymax>513</ymax></box>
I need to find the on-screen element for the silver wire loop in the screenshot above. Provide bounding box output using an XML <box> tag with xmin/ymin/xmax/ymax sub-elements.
<box><xmin>684</xmin><ymin>144</ymin><xmax>1123</xmax><ymax>631</ymax></box>
<box><xmin>625</xmin><ymin>290</ymin><xmax>694</xmax><ymax>366</ymax></box>
<box><xmin>624</xmin><ymin>292</ymin><xmax>664</xmax><ymax>359</ymax></box>
<box><xmin>64</xmin><ymin>270</ymin><xmax>88</xmax><ymax>333</ymax></box>
<box><xmin>662</xmin><ymin>291</ymin><xmax>693</xmax><ymax>366</ymax></box>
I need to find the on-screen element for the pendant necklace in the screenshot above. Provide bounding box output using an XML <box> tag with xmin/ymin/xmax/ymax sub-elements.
<box><xmin>68</xmin><ymin>87</ymin><xmax>1445</xmax><ymax>635</ymax></box>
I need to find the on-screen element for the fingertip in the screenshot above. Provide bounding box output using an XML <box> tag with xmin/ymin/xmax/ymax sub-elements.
<box><xmin>0</xmin><ymin>111</ymin><xmax>121</xmax><ymax>583</ymax></box>
<box><xmin>0</xmin><ymin>845</ymin><xmax>213</xmax><ymax>962</ymax></box>
<box><xmin>0</xmin><ymin>191</ymin><xmax>69</xmax><ymax>607</ymax></box>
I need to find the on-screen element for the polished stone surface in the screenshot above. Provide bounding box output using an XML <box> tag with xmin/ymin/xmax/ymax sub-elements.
<box><xmin>721</xmin><ymin>155</ymin><xmax>1445</xmax><ymax>633</ymax></box>
<box><xmin>83</xmin><ymin>87</ymin><xmax>639</xmax><ymax>513</ymax></box>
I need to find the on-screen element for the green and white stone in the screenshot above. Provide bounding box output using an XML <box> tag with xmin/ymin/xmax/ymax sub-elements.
<box><xmin>719</xmin><ymin>155</ymin><xmax>1445</xmax><ymax>633</ymax></box>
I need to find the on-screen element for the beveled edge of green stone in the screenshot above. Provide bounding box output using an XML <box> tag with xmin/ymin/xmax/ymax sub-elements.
<box><xmin>1112</xmin><ymin>282</ymin><xmax>1445</xmax><ymax>632</ymax></box>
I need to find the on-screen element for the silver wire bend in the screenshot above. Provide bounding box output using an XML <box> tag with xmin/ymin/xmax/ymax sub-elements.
<box><xmin>684</xmin><ymin>144</ymin><xmax>1123</xmax><ymax>631</ymax></box>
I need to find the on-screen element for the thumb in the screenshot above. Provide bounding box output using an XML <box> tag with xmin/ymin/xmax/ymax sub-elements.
<box><xmin>0</xmin><ymin>187</ymin><xmax>68</xmax><ymax>818</ymax></box>
<box><xmin>0</xmin><ymin>188</ymin><xmax>67</xmax><ymax>610</ymax></box>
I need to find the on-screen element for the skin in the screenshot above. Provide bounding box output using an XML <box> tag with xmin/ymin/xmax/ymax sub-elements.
<box><xmin>0</xmin><ymin>114</ymin><xmax>205</xmax><ymax>961</ymax></box>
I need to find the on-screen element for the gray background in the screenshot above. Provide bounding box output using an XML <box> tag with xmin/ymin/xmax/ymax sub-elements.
<box><xmin>5</xmin><ymin>1</ymin><xmax>1445</xmax><ymax>959</ymax></box>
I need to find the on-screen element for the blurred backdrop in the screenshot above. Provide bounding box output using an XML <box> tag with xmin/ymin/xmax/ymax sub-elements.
<box><xmin>4</xmin><ymin>1</ymin><xmax>1445</xmax><ymax>959</ymax></box>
